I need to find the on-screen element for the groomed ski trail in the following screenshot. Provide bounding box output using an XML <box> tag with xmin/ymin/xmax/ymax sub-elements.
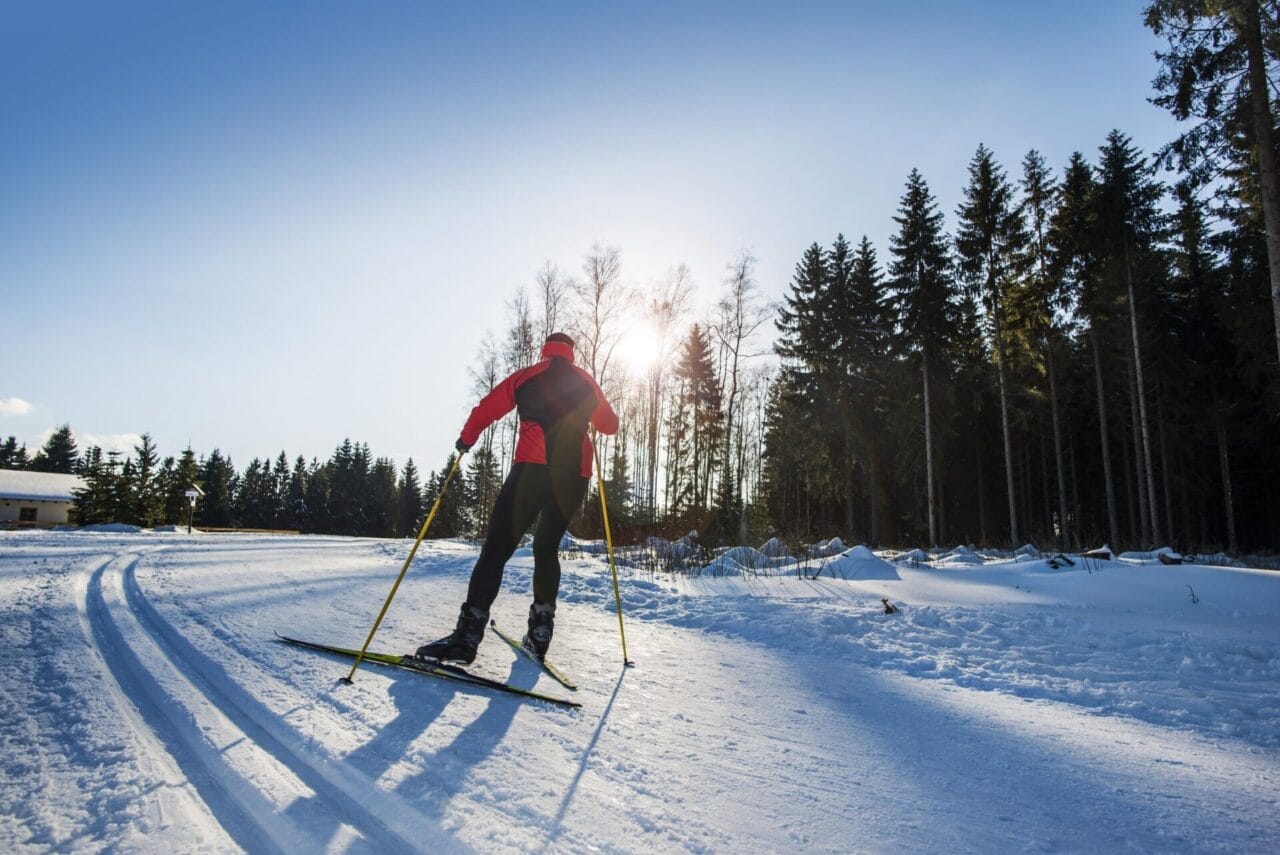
<box><xmin>76</xmin><ymin>546</ymin><xmax>466</xmax><ymax>854</ymax></box>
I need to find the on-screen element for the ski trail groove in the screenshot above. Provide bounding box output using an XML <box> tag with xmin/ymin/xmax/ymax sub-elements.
<box><xmin>117</xmin><ymin>552</ymin><xmax>466</xmax><ymax>854</ymax></box>
<box><xmin>79</xmin><ymin>548</ymin><xmax>460</xmax><ymax>854</ymax></box>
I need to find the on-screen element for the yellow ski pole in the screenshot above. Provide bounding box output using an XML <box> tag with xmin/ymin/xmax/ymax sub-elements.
<box><xmin>340</xmin><ymin>451</ymin><xmax>465</xmax><ymax>684</ymax></box>
<box><xmin>593</xmin><ymin>436</ymin><xmax>634</xmax><ymax>667</ymax></box>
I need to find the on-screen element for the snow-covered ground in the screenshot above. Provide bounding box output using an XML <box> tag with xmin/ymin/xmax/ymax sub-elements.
<box><xmin>1</xmin><ymin>531</ymin><xmax>1277</xmax><ymax>853</ymax></box>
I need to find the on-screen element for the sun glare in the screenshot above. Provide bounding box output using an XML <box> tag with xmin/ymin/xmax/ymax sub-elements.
<box><xmin>616</xmin><ymin>326</ymin><xmax>662</xmax><ymax>375</ymax></box>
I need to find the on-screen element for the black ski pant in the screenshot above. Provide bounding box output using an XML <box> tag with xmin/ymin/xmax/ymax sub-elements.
<box><xmin>465</xmin><ymin>462</ymin><xmax>589</xmax><ymax>612</ymax></box>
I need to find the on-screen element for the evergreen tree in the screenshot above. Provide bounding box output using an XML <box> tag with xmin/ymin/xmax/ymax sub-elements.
<box><xmin>197</xmin><ymin>450</ymin><xmax>237</xmax><ymax>527</ymax></box>
<box><xmin>30</xmin><ymin>425</ymin><xmax>78</xmax><ymax>474</ymax></box>
<box><xmin>425</xmin><ymin>454</ymin><xmax>468</xmax><ymax>538</ymax></box>
<box><xmin>668</xmin><ymin>324</ymin><xmax>723</xmax><ymax>519</ymax></box>
<box><xmin>367</xmin><ymin>456</ymin><xmax>399</xmax><ymax>537</ymax></box>
<box><xmin>397</xmin><ymin>458</ymin><xmax>424</xmax><ymax>537</ymax></box>
<box><xmin>1147</xmin><ymin>0</ymin><xmax>1280</xmax><ymax>371</ymax></box>
<box><xmin>71</xmin><ymin>447</ymin><xmax>113</xmax><ymax>525</ymax></box>
<box><xmin>131</xmin><ymin>433</ymin><xmax>165</xmax><ymax>527</ymax></box>
<box><xmin>0</xmin><ymin>436</ymin><xmax>29</xmax><ymax>470</ymax></box>
<box><xmin>162</xmin><ymin>447</ymin><xmax>201</xmax><ymax>526</ymax></box>
<box><xmin>285</xmin><ymin>455</ymin><xmax>309</xmax><ymax>531</ymax></box>
<box><xmin>604</xmin><ymin>438</ymin><xmax>633</xmax><ymax>528</ymax></box>
<box><xmin>887</xmin><ymin>169</ymin><xmax>959</xmax><ymax>545</ymax></box>
<box><xmin>465</xmin><ymin>446</ymin><xmax>502</xmax><ymax>538</ymax></box>
<box><xmin>304</xmin><ymin>458</ymin><xmax>331</xmax><ymax>533</ymax></box>
<box><xmin>956</xmin><ymin>145</ymin><xmax>1028</xmax><ymax>545</ymax></box>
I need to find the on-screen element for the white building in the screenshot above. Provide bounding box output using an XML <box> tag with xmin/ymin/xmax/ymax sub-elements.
<box><xmin>0</xmin><ymin>470</ymin><xmax>86</xmax><ymax>527</ymax></box>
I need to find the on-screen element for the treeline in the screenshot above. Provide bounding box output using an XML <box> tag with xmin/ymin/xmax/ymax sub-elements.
<box><xmin>766</xmin><ymin>131</ymin><xmax>1277</xmax><ymax>553</ymax></box>
<box><xmin>0</xmin><ymin>426</ymin><xmax>504</xmax><ymax>537</ymax></box>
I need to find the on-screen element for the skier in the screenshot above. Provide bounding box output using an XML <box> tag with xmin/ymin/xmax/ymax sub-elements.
<box><xmin>416</xmin><ymin>332</ymin><xmax>618</xmax><ymax>665</ymax></box>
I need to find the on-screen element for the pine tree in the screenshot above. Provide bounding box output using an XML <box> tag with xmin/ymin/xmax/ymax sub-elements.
<box><xmin>1147</xmin><ymin>0</ymin><xmax>1280</xmax><ymax>372</ymax></box>
<box><xmin>197</xmin><ymin>450</ymin><xmax>237</xmax><ymax>528</ymax></box>
<box><xmin>31</xmin><ymin>425</ymin><xmax>78</xmax><ymax>474</ymax></box>
<box><xmin>286</xmin><ymin>456</ymin><xmax>309</xmax><ymax>531</ymax></box>
<box><xmin>367</xmin><ymin>457</ymin><xmax>399</xmax><ymax>537</ymax></box>
<box><xmin>425</xmin><ymin>454</ymin><xmax>468</xmax><ymax>538</ymax></box>
<box><xmin>668</xmin><ymin>324</ymin><xmax>723</xmax><ymax>518</ymax></box>
<box><xmin>466</xmin><ymin>446</ymin><xmax>502</xmax><ymax>538</ymax></box>
<box><xmin>1015</xmin><ymin>149</ymin><xmax>1072</xmax><ymax>548</ymax></box>
<box><xmin>162</xmin><ymin>447</ymin><xmax>201</xmax><ymax>526</ymax></box>
<box><xmin>397</xmin><ymin>458</ymin><xmax>424</xmax><ymax>537</ymax></box>
<box><xmin>887</xmin><ymin>169</ymin><xmax>959</xmax><ymax>546</ymax></box>
<box><xmin>131</xmin><ymin>433</ymin><xmax>165</xmax><ymax>527</ymax></box>
<box><xmin>956</xmin><ymin>145</ymin><xmax>1028</xmax><ymax>545</ymax></box>
<box><xmin>1095</xmin><ymin>130</ymin><xmax>1166</xmax><ymax>545</ymax></box>
<box><xmin>0</xmin><ymin>436</ymin><xmax>29</xmax><ymax>470</ymax></box>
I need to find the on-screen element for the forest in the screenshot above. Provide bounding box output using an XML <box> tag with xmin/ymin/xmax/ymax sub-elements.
<box><xmin>3</xmin><ymin>4</ymin><xmax>1279</xmax><ymax>554</ymax></box>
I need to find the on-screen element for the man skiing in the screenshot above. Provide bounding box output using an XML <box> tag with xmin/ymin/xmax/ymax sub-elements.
<box><xmin>416</xmin><ymin>332</ymin><xmax>618</xmax><ymax>665</ymax></box>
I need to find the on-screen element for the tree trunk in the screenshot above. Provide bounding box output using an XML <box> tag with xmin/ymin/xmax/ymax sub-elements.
<box><xmin>1126</xmin><ymin>354</ymin><xmax>1149</xmax><ymax>546</ymax></box>
<box><xmin>923</xmin><ymin>347</ymin><xmax>937</xmax><ymax>547</ymax></box>
<box><xmin>1214</xmin><ymin>404</ymin><xmax>1238</xmax><ymax>555</ymax></box>
<box><xmin>995</xmin><ymin>328</ymin><xmax>1019</xmax><ymax>545</ymax></box>
<box><xmin>1241</xmin><ymin>0</ymin><xmax>1280</xmax><ymax>372</ymax></box>
<box><xmin>1045</xmin><ymin>336</ymin><xmax>1070</xmax><ymax>549</ymax></box>
<box><xmin>1092</xmin><ymin>331</ymin><xmax>1120</xmax><ymax>548</ymax></box>
<box><xmin>1156</xmin><ymin>385</ymin><xmax>1176</xmax><ymax>548</ymax></box>
<box><xmin>1124</xmin><ymin>240</ymin><xmax>1161</xmax><ymax>544</ymax></box>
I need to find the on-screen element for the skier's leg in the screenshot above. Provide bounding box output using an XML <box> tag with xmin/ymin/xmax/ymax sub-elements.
<box><xmin>530</xmin><ymin>471</ymin><xmax>590</xmax><ymax>606</ymax></box>
<box><xmin>464</xmin><ymin>463</ymin><xmax>545</xmax><ymax>611</ymax></box>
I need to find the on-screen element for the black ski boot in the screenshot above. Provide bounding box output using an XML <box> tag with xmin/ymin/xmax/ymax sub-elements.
<box><xmin>522</xmin><ymin>601</ymin><xmax>555</xmax><ymax>660</ymax></box>
<box><xmin>415</xmin><ymin>604</ymin><xmax>488</xmax><ymax>665</ymax></box>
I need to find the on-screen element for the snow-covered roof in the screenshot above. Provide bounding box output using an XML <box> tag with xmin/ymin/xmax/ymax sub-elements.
<box><xmin>0</xmin><ymin>470</ymin><xmax>84</xmax><ymax>502</ymax></box>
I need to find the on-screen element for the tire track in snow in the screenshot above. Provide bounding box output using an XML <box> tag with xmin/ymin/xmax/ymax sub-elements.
<box><xmin>82</xmin><ymin>549</ymin><xmax>464</xmax><ymax>854</ymax></box>
<box><xmin>117</xmin><ymin>551</ymin><xmax>469</xmax><ymax>854</ymax></box>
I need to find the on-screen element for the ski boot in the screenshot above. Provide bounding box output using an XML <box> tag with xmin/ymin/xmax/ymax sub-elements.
<box><xmin>522</xmin><ymin>601</ymin><xmax>555</xmax><ymax>660</ymax></box>
<box><xmin>415</xmin><ymin>603</ymin><xmax>488</xmax><ymax>665</ymax></box>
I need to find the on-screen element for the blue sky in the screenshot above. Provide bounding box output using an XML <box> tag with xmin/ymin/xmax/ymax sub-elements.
<box><xmin>1</xmin><ymin>1</ymin><xmax>1179</xmax><ymax>472</ymax></box>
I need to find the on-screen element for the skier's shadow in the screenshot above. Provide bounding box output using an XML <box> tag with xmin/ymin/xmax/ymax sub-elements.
<box><xmin>540</xmin><ymin>669</ymin><xmax>627</xmax><ymax>852</ymax></box>
<box><xmin>391</xmin><ymin>658</ymin><xmax>526</xmax><ymax>807</ymax></box>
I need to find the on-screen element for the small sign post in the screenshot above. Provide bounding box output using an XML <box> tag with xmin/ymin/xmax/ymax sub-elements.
<box><xmin>184</xmin><ymin>484</ymin><xmax>204</xmax><ymax>534</ymax></box>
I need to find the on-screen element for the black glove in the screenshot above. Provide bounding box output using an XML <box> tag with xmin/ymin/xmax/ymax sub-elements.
<box><xmin>455</xmin><ymin>437</ymin><xmax>472</xmax><ymax>453</ymax></box>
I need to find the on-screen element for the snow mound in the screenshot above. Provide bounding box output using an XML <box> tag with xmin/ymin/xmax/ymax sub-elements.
<box><xmin>759</xmin><ymin>537</ymin><xmax>789</xmax><ymax>558</ymax></box>
<box><xmin>937</xmin><ymin>546</ymin><xmax>985</xmax><ymax>566</ymax></box>
<box><xmin>152</xmin><ymin>525</ymin><xmax>203</xmax><ymax>534</ymax></box>
<box><xmin>1014</xmin><ymin>544</ymin><xmax>1041</xmax><ymax>558</ymax></box>
<box><xmin>824</xmin><ymin>546</ymin><xmax>900</xmax><ymax>580</ymax></box>
<box><xmin>642</xmin><ymin>533</ymin><xmax>698</xmax><ymax>561</ymax></box>
<box><xmin>699</xmin><ymin>545</ymin><xmax>795</xmax><ymax>576</ymax></box>
<box><xmin>78</xmin><ymin>523</ymin><xmax>143</xmax><ymax>533</ymax></box>
<box><xmin>895</xmin><ymin>548</ymin><xmax>930</xmax><ymax>565</ymax></box>
<box><xmin>1118</xmin><ymin>546</ymin><xmax>1182</xmax><ymax>564</ymax></box>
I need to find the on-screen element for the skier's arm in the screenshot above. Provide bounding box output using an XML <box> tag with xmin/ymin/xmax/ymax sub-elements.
<box><xmin>589</xmin><ymin>380</ymin><xmax>619</xmax><ymax>436</ymax></box>
<box><xmin>459</xmin><ymin>369</ymin><xmax>523</xmax><ymax>447</ymax></box>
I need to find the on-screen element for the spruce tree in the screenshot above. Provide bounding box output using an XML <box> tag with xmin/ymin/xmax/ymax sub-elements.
<box><xmin>956</xmin><ymin>145</ymin><xmax>1028</xmax><ymax>545</ymax></box>
<box><xmin>162</xmin><ymin>447</ymin><xmax>201</xmax><ymax>526</ymax></box>
<box><xmin>887</xmin><ymin>169</ymin><xmax>958</xmax><ymax>546</ymax></box>
<box><xmin>0</xmin><ymin>437</ymin><xmax>28</xmax><ymax>470</ymax></box>
<box><xmin>397</xmin><ymin>458</ymin><xmax>424</xmax><ymax>537</ymax></box>
<box><xmin>1147</xmin><ymin>0</ymin><xmax>1280</xmax><ymax>371</ymax></box>
<box><xmin>131</xmin><ymin>433</ymin><xmax>164</xmax><ymax>527</ymax></box>
<box><xmin>31</xmin><ymin>425</ymin><xmax>78</xmax><ymax>474</ymax></box>
<box><xmin>197</xmin><ymin>450</ymin><xmax>237</xmax><ymax>528</ymax></box>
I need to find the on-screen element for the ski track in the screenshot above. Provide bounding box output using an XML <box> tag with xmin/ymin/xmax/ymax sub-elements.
<box><xmin>77</xmin><ymin>545</ymin><xmax>467</xmax><ymax>854</ymax></box>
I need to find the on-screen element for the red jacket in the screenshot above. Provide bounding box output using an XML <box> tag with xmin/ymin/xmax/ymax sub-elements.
<box><xmin>460</xmin><ymin>339</ymin><xmax>619</xmax><ymax>477</ymax></box>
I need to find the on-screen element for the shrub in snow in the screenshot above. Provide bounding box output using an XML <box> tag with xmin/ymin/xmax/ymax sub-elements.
<box><xmin>810</xmin><ymin>538</ymin><xmax>847</xmax><ymax>558</ymax></box>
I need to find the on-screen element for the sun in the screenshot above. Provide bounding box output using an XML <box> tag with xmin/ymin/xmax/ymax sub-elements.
<box><xmin>615</xmin><ymin>325</ymin><xmax>662</xmax><ymax>376</ymax></box>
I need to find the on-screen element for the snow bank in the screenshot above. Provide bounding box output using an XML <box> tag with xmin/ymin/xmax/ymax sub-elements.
<box><xmin>77</xmin><ymin>523</ymin><xmax>143</xmax><ymax>533</ymax></box>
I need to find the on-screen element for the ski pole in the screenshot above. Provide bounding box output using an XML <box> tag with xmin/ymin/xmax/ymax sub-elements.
<box><xmin>593</xmin><ymin>436</ymin><xmax>634</xmax><ymax>667</ymax></box>
<box><xmin>341</xmin><ymin>451</ymin><xmax>465</xmax><ymax>684</ymax></box>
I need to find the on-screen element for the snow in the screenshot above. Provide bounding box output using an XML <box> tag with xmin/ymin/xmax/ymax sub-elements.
<box><xmin>1</xmin><ymin>530</ymin><xmax>1278</xmax><ymax>852</ymax></box>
